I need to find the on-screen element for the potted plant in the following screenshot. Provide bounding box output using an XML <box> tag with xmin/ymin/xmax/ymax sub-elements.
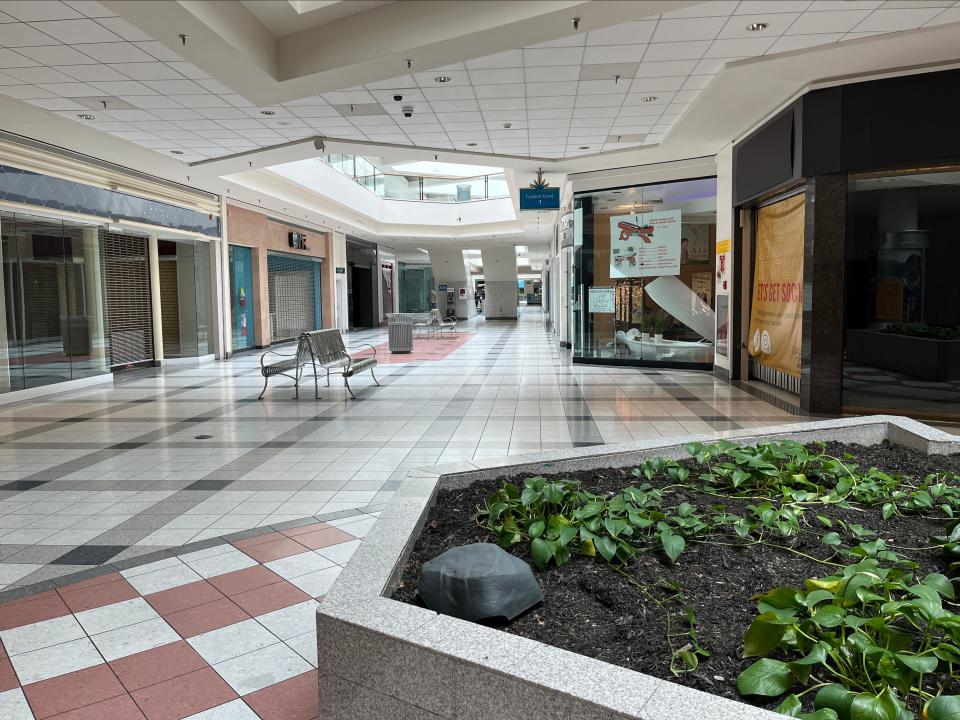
<box><xmin>641</xmin><ymin>312</ymin><xmax>654</xmax><ymax>340</ymax></box>
<box><xmin>652</xmin><ymin>309</ymin><xmax>669</xmax><ymax>342</ymax></box>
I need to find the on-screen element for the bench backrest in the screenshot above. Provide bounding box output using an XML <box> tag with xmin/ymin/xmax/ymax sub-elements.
<box><xmin>303</xmin><ymin>328</ymin><xmax>347</xmax><ymax>365</ymax></box>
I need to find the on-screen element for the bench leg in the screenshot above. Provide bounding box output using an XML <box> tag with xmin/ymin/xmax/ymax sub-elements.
<box><xmin>343</xmin><ymin>373</ymin><xmax>356</xmax><ymax>399</ymax></box>
<box><xmin>371</xmin><ymin>367</ymin><xmax>380</xmax><ymax>386</ymax></box>
<box><xmin>258</xmin><ymin>375</ymin><xmax>269</xmax><ymax>400</ymax></box>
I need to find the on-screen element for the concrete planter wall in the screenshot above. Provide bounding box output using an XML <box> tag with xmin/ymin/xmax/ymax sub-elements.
<box><xmin>316</xmin><ymin>416</ymin><xmax>959</xmax><ymax>720</ymax></box>
<box><xmin>846</xmin><ymin>329</ymin><xmax>960</xmax><ymax>381</ymax></box>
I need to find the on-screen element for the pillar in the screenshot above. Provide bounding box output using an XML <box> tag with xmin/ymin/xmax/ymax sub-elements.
<box><xmin>0</xmin><ymin>216</ymin><xmax>9</xmax><ymax>392</ymax></box>
<box><xmin>148</xmin><ymin>233</ymin><xmax>164</xmax><ymax>364</ymax></box>
<box><xmin>216</xmin><ymin>198</ymin><xmax>231</xmax><ymax>358</ymax></box>
<box><xmin>479</xmin><ymin>246</ymin><xmax>519</xmax><ymax>320</ymax></box>
<box><xmin>332</xmin><ymin>231</ymin><xmax>347</xmax><ymax>332</ymax></box>
<box><xmin>81</xmin><ymin>227</ymin><xmax>106</xmax><ymax>370</ymax></box>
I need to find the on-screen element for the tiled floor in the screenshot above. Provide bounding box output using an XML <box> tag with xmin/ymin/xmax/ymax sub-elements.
<box><xmin>0</xmin><ymin>307</ymin><xmax>816</xmax><ymax>719</ymax></box>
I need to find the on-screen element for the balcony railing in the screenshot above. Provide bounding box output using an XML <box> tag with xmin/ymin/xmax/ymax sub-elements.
<box><xmin>323</xmin><ymin>154</ymin><xmax>508</xmax><ymax>203</ymax></box>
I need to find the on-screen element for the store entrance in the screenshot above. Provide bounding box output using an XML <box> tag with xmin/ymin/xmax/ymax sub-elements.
<box><xmin>348</xmin><ymin>264</ymin><xmax>375</xmax><ymax>329</ymax></box>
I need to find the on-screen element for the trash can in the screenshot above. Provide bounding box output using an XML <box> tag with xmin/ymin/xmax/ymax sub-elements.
<box><xmin>386</xmin><ymin>313</ymin><xmax>414</xmax><ymax>353</ymax></box>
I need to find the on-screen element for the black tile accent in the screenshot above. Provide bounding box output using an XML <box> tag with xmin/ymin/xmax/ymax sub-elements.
<box><xmin>110</xmin><ymin>442</ymin><xmax>147</xmax><ymax>450</ymax></box>
<box><xmin>51</xmin><ymin>545</ymin><xmax>128</xmax><ymax>566</ymax></box>
<box><xmin>0</xmin><ymin>480</ymin><xmax>48</xmax><ymax>491</ymax></box>
<box><xmin>183</xmin><ymin>479</ymin><xmax>234</xmax><ymax>491</ymax></box>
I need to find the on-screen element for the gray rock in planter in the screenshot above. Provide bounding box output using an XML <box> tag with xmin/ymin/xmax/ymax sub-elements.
<box><xmin>419</xmin><ymin>543</ymin><xmax>543</xmax><ymax>622</ymax></box>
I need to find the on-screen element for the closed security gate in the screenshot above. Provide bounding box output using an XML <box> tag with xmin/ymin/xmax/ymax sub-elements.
<box><xmin>100</xmin><ymin>232</ymin><xmax>154</xmax><ymax>368</ymax></box>
<box><xmin>267</xmin><ymin>251</ymin><xmax>321</xmax><ymax>342</ymax></box>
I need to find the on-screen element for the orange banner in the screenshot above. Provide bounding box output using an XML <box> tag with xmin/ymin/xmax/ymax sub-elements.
<box><xmin>748</xmin><ymin>194</ymin><xmax>805</xmax><ymax>378</ymax></box>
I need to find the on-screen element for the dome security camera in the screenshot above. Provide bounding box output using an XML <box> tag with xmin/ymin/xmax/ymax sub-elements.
<box><xmin>402</xmin><ymin>105</ymin><xmax>413</xmax><ymax>118</ymax></box>
<box><xmin>393</xmin><ymin>94</ymin><xmax>403</xmax><ymax>102</ymax></box>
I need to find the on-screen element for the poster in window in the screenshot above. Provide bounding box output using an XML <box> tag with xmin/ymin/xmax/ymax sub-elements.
<box><xmin>609</xmin><ymin>209</ymin><xmax>681</xmax><ymax>278</ymax></box>
<box><xmin>691</xmin><ymin>272</ymin><xmax>712</xmax><ymax>306</ymax></box>
<box><xmin>716</xmin><ymin>294</ymin><xmax>729</xmax><ymax>357</ymax></box>
<box><xmin>747</xmin><ymin>194</ymin><xmax>804</xmax><ymax>378</ymax></box>
<box><xmin>683</xmin><ymin>224</ymin><xmax>710</xmax><ymax>264</ymax></box>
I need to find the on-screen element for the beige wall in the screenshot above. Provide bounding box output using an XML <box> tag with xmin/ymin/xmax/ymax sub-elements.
<box><xmin>226</xmin><ymin>203</ymin><xmax>334</xmax><ymax>346</ymax></box>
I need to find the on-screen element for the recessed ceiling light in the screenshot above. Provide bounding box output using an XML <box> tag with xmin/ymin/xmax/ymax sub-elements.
<box><xmin>170</xmin><ymin>150</ymin><xmax>184</xmax><ymax>155</ymax></box>
<box><xmin>434</xmin><ymin>75</ymin><xmax>452</xmax><ymax>83</ymax></box>
<box><xmin>641</xmin><ymin>96</ymin><xmax>657</xmax><ymax>103</ymax></box>
<box><xmin>77</xmin><ymin>114</ymin><xmax>95</xmax><ymax>120</ymax></box>
<box><xmin>746</xmin><ymin>22</ymin><xmax>768</xmax><ymax>31</ymax></box>
<box><xmin>260</xmin><ymin>110</ymin><xmax>276</xmax><ymax>116</ymax></box>
<box><xmin>277</xmin><ymin>121</ymin><xmax>289</xmax><ymax>126</ymax></box>
<box><xmin>466</xmin><ymin>142</ymin><xmax>478</xmax><ymax>147</ymax></box>
<box><xmin>503</xmin><ymin>122</ymin><xmax>512</xmax><ymax>129</ymax></box>
<box><xmin>578</xmin><ymin>146</ymin><xmax>590</xmax><ymax>150</ymax></box>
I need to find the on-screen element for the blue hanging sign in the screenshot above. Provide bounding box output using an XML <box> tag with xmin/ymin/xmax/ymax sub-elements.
<box><xmin>519</xmin><ymin>187</ymin><xmax>560</xmax><ymax>210</ymax></box>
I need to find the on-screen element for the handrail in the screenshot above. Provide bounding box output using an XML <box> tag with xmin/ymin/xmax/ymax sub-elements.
<box><xmin>321</xmin><ymin>154</ymin><xmax>508</xmax><ymax>203</ymax></box>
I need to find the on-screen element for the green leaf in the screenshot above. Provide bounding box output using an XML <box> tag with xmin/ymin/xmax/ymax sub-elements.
<box><xmin>660</xmin><ymin>531</ymin><xmax>685</xmax><ymax>564</ymax></box>
<box><xmin>895</xmin><ymin>653</ymin><xmax>937</xmax><ymax>674</ymax></box>
<box><xmin>822</xmin><ymin>532</ymin><xmax>842</xmax><ymax>547</ymax></box>
<box><xmin>743</xmin><ymin>615</ymin><xmax>787</xmax><ymax>657</ymax></box>
<box><xmin>925</xmin><ymin>696</ymin><xmax>960</xmax><ymax>720</ymax></box>
<box><xmin>798</xmin><ymin>712</ymin><xmax>840</xmax><ymax>720</ymax></box>
<box><xmin>806</xmin><ymin>589</ymin><xmax>835</xmax><ymax>609</ymax></box>
<box><xmin>815</xmin><ymin>684</ymin><xmax>856</xmax><ymax>720</ymax></box>
<box><xmin>812</xmin><ymin>604</ymin><xmax>845</xmax><ymax>628</ymax></box>
<box><xmin>530</xmin><ymin>537</ymin><xmax>553</xmax><ymax>570</ymax></box>
<box><xmin>850</xmin><ymin>691</ymin><xmax>899</xmax><ymax>720</ymax></box>
<box><xmin>528</xmin><ymin>520</ymin><xmax>545</xmax><ymax>539</ymax></box>
<box><xmin>777</xmin><ymin>694</ymin><xmax>803</xmax><ymax>716</ymax></box>
<box><xmin>793</xmin><ymin>641</ymin><xmax>828</xmax><ymax>666</ymax></box>
<box><xmin>882</xmin><ymin>502</ymin><xmax>896</xmax><ymax>521</ymax></box>
<box><xmin>603</xmin><ymin>517</ymin><xmax>627</xmax><ymax>539</ymax></box>
<box><xmin>923</xmin><ymin>572</ymin><xmax>956</xmax><ymax>599</ymax></box>
<box><xmin>596</xmin><ymin>535</ymin><xmax>617</xmax><ymax>563</ymax></box>
<box><xmin>736</xmin><ymin>658</ymin><xmax>792</xmax><ymax>697</ymax></box>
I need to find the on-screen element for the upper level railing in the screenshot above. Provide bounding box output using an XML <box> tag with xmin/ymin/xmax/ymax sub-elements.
<box><xmin>322</xmin><ymin>154</ymin><xmax>509</xmax><ymax>203</ymax></box>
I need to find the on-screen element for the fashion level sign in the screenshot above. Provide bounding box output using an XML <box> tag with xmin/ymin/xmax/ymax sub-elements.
<box><xmin>748</xmin><ymin>194</ymin><xmax>804</xmax><ymax>378</ymax></box>
<box><xmin>609</xmin><ymin>209</ymin><xmax>681</xmax><ymax>278</ymax></box>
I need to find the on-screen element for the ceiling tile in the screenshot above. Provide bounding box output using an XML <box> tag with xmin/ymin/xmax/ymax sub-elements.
<box><xmin>413</xmin><ymin>71</ymin><xmax>470</xmax><ymax>87</ymax></box>
<box><xmin>522</xmin><ymin>47</ymin><xmax>584</xmax><ymax>67</ymax></box>
<box><xmin>734</xmin><ymin>1</ymin><xmax>812</xmax><ymax>13</ymax></box>
<box><xmin>718</xmin><ymin>13</ymin><xmax>801</xmax><ymax>38</ymax></box>
<box><xmin>681</xmin><ymin>75</ymin><xmax>713</xmax><ymax>90</ymax></box>
<box><xmin>473</xmin><ymin>83</ymin><xmax>525</xmax><ymax>98</ymax></box>
<box><xmin>144</xmin><ymin>78</ymin><xmax>207</xmax><ymax>94</ymax></box>
<box><xmin>672</xmin><ymin>89</ymin><xmax>700</xmax><ymax>102</ymax></box>
<box><xmin>15</xmin><ymin>44</ymin><xmax>95</xmax><ymax>65</ymax></box>
<box><xmin>465</xmin><ymin>50</ymin><xmax>523</xmax><ymax>69</ymax></box>
<box><xmin>3</xmin><ymin>66</ymin><xmax>75</xmax><ymax>83</ymax></box>
<box><xmin>661</xmin><ymin>1</ymin><xmax>738</xmax><ymax>18</ymax></box>
<box><xmin>527</xmin><ymin>95</ymin><xmax>576</xmax><ymax>109</ymax></box>
<box><xmin>422</xmin><ymin>85</ymin><xmax>476</xmax><ymax>101</ymax></box>
<box><xmin>924</xmin><ymin>7</ymin><xmax>960</xmax><ymax>25</ymax></box>
<box><xmin>527</xmin><ymin>118</ymin><xmax>572</xmax><ymax>128</ymax></box>
<box><xmin>195</xmin><ymin>107</ymin><xmax>249</xmax><ymax>120</ymax></box>
<box><xmin>73</xmin><ymin>41</ymin><xmax>154</xmax><ymax>63</ymax></box>
<box><xmin>428</xmin><ymin>99</ymin><xmax>480</xmax><ymax>112</ymax></box>
<box><xmin>24</xmin><ymin>96</ymin><xmax>85</xmax><ymax>111</ymax></box>
<box><xmin>807</xmin><ymin>1</ymin><xmax>882</xmax><ymax>8</ymax></box>
<box><xmin>151</xmin><ymin>108</ymin><xmax>205</xmax><ymax>120</ymax></box>
<box><xmin>95</xmin><ymin>16</ymin><xmax>152</xmax><ymax>41</ymax></box>
<box><xmin>216</xmin><ymin>118</ymin><xmax>267</xmax><ymax>130</ymax></box>
<box><xmin>54</xmin><ymin>63</ymin><xmax>126</xmax><ymax>81</ymax></box>
<box><xmin>322</xmin><ymin>89</ymin><xmax>376</xmax><ymax>103</ymax></box>
<box><xmin>133</xmin><ymin>40</ymin><xmax>182</xmax><ymax>62</ymax></box>
<box><xmin>290</xmin><ymin>105</ymin><xmax>341</xmax><ymax>118</ymax></box>
<box><xmin>90</xmin><ymin>80</ymin><xmax>156</xmax><ymax>95</ymax></box>
<box><xmin>643</xmin><ymin>41</ymin><xmax>712</xmax><ymax>61</ymax></box>
<box><xmin>63</xmin><ymin>2</ymin><xmax>116</xmax><ymax>17</ymax></box>
<box><xmin>477</xmin><ymin>97</ymin><xmax>526</xmax><ymax>111</ymax></box>
<box><xmin>524</xmin><ymin>33</ymin><xmax>586</xmax><ymax>49</ymax></box>
<box><xmin>481</xmin><ymin>109</ymin><xmax>523</xmax><ymax>122</ymax></box>
<box><xmin>100</xmin><ymin>108</ymin><xmax>156</xmax><ymax>121</ymax></box>
<box><xmin>196</xmin><ymin>78</ymin><xmax>233</xmax><ymax>94</ymax></box>
<box><xmin>220</xmin><ymin>94</ymin><xmax>252</xmax><ymax>107</ymax></box>
<box><xmin>785</xmin><ymin>9</ymin><xmax>873</xmax><ymax>33</ymax></box>
<box><xmin>114</xmin><ymin>61</ymin><xmax>182</xmax><ymax>80</ymax></box>
<box><xmin>119</xmin><ymin>94</ymin><xmax>183</xmax><ymax>109</ymax></box>
<box><xmin>524</xmin><ymin>65</ymin><xmax>580</xmax><ymax>83</ymax></box>
<box><xmin>29</xmin><ymin>18</ymin><xmax>121</xmax><ymax>43</ymax></box>
<box><xmin>582</xmin><ymin>44</ymin><xmax>646</xmax><ymax>64</ymax></box>
<box><xmin>767</xmin><ymin>32</ymin><xmax>843</xmax><ymax>52</ymax></box>
<box><xmin>572</xmin><ymin>106</ymin><xmax>618</xmax><ymax>118</ymax></box>
<box><xmin>0</xmin><ymin>48</ymin><xmax>39</xmax><ymax>67</ymax></box>
<box><xmin>439</xmin><ymin>119</ymin><xmax>487</xmax><ymax>129</ymax></box>
<box><xmin>1</xmin><ymin>1</ymin><xmax>82</xmax><ymax>21</ymax></box>
<box><xmin>467</xmin><ymin>67</ymin><xmax>523</xmax><ymax>84</ymax></box>
<box><xmin>0</xmin><ymin>22</ymin><xmax>57</xmax><ymax>46</ymax></box>
<box><xmin>852</xmin><ymin>7</ymin><xmax>943</xmax><ymax>31</ymax></box>
<box><xmin>36</xmin><ymin>80</ymin><xmax>101</xmax><ymax>96</ymax></box>
<box><xmin>525</xmin><ymin>80</ymin><xmax>578</xmax><ymax>97</ymax></box>
<box><xmin>704</xmin><ymin>37</ymin><xmax>776</xmax><ymax>57</ymax></box>
<box><xmin>574</xmin><ymin>94</ymin><xmax>626</xmax><ymax>108</ymax></box>
<box><xmin>652</xmin><ymin>16</ymin><xmax>728</xmax><ymax>42</ymax></box>
<box><xmin>634</xmin><ymin>60</ymin><xmax>698</xmax><ymax>77</ymax></box>
<box><xmin>586</xmin><ymin>20</ymin><xmax>657</xmax><ymax>46</ymax></box>
<box><xmin>576</xmin><ymin>78</ymin><xmax>627</xmax><ymax>94</ymax></box>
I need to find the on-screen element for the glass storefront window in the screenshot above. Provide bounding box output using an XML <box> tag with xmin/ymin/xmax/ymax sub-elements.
<box><xmin>572</xmin><ymin>177</ymin><xmax>718</xmax><ymax>367</ymax></box>
<box><xmin>1</xmin><ymin>211</ymin><xmax>110</xmax><ymax>393</ymax></box>
<box><xmin>398</xmin><ymin>263</ymin><xmax>433</xmax><ymax>312</ymax></box>
<box><xmin>157</xmin><ymin>239</ymin><xmax>212</xmax><ymax>358</ymax></box>
<box><xmin>843</xmin><ymin>168</ymin><xmax>960</xmax><ymax>417</ymax></box>
<box><xmin>229</xmin><ymin>245</ymin><xmax>255</xmax><ymax>351</ymax></box>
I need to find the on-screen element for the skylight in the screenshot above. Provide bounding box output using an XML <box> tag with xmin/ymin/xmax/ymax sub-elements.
<box><xmin>391</xmin><ymin>161</ymin><xmax>503</xmax><ymax>178</ymax></box>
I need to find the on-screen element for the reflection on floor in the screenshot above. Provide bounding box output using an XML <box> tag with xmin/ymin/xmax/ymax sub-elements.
<box><xmin>843</xmin><ymin>362</ymin><xmax>960</xmax><ymax>414</ymax></box>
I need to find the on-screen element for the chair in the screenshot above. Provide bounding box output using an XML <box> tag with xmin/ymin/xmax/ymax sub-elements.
<box><xmin>413</xmin><ymin>311</ymin><xmax>436</xmax><ymax>338</ymax></box>
<box><xmin>304</xmin><ymin>328</ymin><xmax>380</xmax><ymax>399</ymax></box>
<box><xmin>258</xmin><ymin>334</ymin><xmax>313</xmax><ymax>399</ymax></box>
<box><xmin>430</xmin><ymin>309</ymin><xmax>458</xmax><ymax>337</ymax></box>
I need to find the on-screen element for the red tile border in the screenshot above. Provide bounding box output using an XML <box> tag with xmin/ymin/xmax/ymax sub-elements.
<box><xmin>293</xmin><ymin>527</ymin><xmax>354</xmax><ymax>550</ymax></box>
<box><xmin>231</xmin><ymin>581</ymin><xmax>309</xmax><ymax>617</ymax></box>
<box><xmin>245</xmin><ymin>670</ymin><xmax>319</xmax><ymax>720</ymax></box>
<box><xmin>240</xmin><ymin>537</ymin><xmax>310</xmax><ymax>563</ymax></box>
<box><xmin>144</xmin><ymin>580</ymin><xmax>225</xmax><ymax>617</ymax></box>
<box><xmin>131</xmin><ymin>667</ymin><xmax>236</xmax><ymax>720</ymax></box>
<box><xmin>110</xmin><ymin>640</ymin><xmax>208</xmax><ymax>693</ymax></box>
<box><xmin>0</xmin><ymin>656</ymin><xmax>18</xmax><ymax>692</ymax></box>
<box><xmin>23</xmin><ymin>664</ymin><xmax>125</xmax><ymax>719</ymax></box>
<box><xmin>0</xmin><ymin>591</ymin><xmax>71</xmax><ymax>631</ymax></box>
<box><xmin>57</xmin><ymin>572</ymin><xmax>124</xmax><ymax>593</ymax></box>
<box><xmin>50</xmin><ymin>694</ymin><xmax>146</xmax><ymax>720</ymax></box>
<box><xmin>207</xmin><ymin>565</ymin><xmax>283</xmax><ymax>597</ymax></box>
<box><xmin>59</xmin><ymin>577</ymin><xmax>139</xmax><ymax>614</ymax></box>
<box><xmin>278</xmin><ymin>523</ymin><xmax>330</xmax><ymax>538</ymax></box>
<box><xmin>231</xmin><ymin>531</ymin><xmax>286</xmax><ymax>549</ymax></box>
<box><xmin>163</xmin><ymin>598</ymin><xmax>250</xmax><ymax>638</ymax></box>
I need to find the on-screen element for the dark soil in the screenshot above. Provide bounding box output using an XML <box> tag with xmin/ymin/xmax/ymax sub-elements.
<box><xmin>392</xmin><ymin>441</ymin><xmax>960</xmax><ymax>711</ymax></box>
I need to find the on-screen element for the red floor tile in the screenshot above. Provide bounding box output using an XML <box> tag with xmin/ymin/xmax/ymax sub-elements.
<box><xmin>0</xmin><ymin>638</ymin><xmax>7</xmax><ymax>658</ymax></box>
<box><xmin>292</xmin><ymin>527</ymin><xmax>354</xmax><ymax>550</ymax></box>
<box><xmin>110</xmin><ymin>640</ymin><xmax>208</xmax><ymax>693</ymax></box>
<box><xmin>207</xmin><ymin>565</ymin><xmax>283</xmax><ymax>597</ymax></box>
<box><xmin>245</xmin><ymin>670</ymin><xmax>318</xmax><ymax>720</ymax></box>
<box><xmin>131</xmin><ymin>667</ymin><xmax>236</xmax><ymax>720</ymax></box>
<box><xmin>232</xmin><ymin>531</ymin><xmax>285</xmax><ymax>549</ymax></box>
<box><xmin>59</xmin><ymin>577</ymin><xmax>140</xmax><ymax>613</ymax></box>
<box><xmin>0</xmin><ymin>591</ymin><xmax>71</xmax><ymax>630</ymax></box>
<box><xmin>230</xmin><ymin>581</ymin><xmax>310</xmax><ymax>616</ymax></box>
<box><xmin>23</xmin><ymin>664</ymin><xmax>125</xmax><ymax>719</ymax></box>
<box><xmin>58</xmin><ymin>572</ymin><xmax>124</xmax><ymax>592</ymax></box>
<box><xmin>0</xmin><ymin>656</ymin><xmax>18</xmax><ymax>692</ymax></box>
<box><xmin>144</xmin><ymin>580</ymin><xmax>225</xmax><ymax>617</ymax></box>
<box><xmin>240</xmin><ymin>537</ymin><xmax>310</xmax><ymax>563</ymax></box>
<box><xmin>50</xmin><ymin>695</ymin><xmax>145</xmax><ymax>720</ymax></box>
<box><xmin>278</xmin><ymin>523</ymin><xmax>329</xmax><ymax>538</ymax></box>
<box><xmin>163</xmin><ymin>598</ymin><xmax>249</xmax><ymax>638</ymax></box>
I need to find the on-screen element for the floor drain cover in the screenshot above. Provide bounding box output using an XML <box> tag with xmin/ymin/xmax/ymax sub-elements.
<box><xmin>194</xmin><ymin>434</ymin><xmax>213</xmax><ymax>440</ymax></box>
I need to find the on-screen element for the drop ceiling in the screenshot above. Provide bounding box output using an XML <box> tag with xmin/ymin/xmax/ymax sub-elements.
<box><xmin>0</xmin><ymin>0</ymin><xmax>958</xmax><ymax>165</ymax></box>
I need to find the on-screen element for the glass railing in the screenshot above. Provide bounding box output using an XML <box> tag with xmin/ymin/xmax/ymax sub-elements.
<box><xmin>322</xmin><ymin>154</ymin><xmax>508</xmax><ymax>202</ymax></box>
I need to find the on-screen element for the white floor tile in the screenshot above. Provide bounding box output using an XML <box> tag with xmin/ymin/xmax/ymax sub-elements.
<box><xmin>264</xmin><ymin>551</ymin><xmax>335</xmax><ymax>580</ymax></box>
<box><xmin>75</xmin><ymin>597</ymin><xmax>159</xmax><ymax>635</ymax></box>
<box><xmin>183</xmin><ymin>699</ymin><xmax>260</xmax><ymax>720</ymax></box>
<box><xmin>213</xmin><ymin>641</ymin><xmax>312</xmax><ymax>695</ymax></box>
<box><xmin>9</xmin><ymin>636</ymin><xmax>104</xmax><ymax>684</ymax></box>
<box><xmin>287</xmin><ymin>566</ymin><xmax>341</xmax><ymax>598</ymax></box>
<box><xmin>284</xmin><ymin>631</ymin><xmax>318</xmax><ymax>668</ymax></box>
<box><xmin>0</xmin><ymin>688</ymin><xmax>33</xmax><ymax>720</ymax></box>
<box><xmin>0</xmin><ymin>614</ymin><xmax>85</xmax><ymax>656</ymax></box>
<box><xmin>90</xmin><ymin>616</ymin><xmax>179</xmax><ymax>661</ymax></box>
<box><xmin>124</xmin><ymin>563</ymin><xmax>203</xmax><ymax>595</ymax></box>
<box><xmin>188</xmin><ymin>618</ymin><xmax>276</xmax><ymax>666</ymax></box>
<box><xmin>256</xmin><ymin>600</ymin><xmax>319</xmax><ymax>641</ymax></box>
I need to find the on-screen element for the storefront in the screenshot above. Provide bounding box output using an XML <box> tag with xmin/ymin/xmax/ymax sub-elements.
<box><xmin>398</xmin><ymin>263</ymin><xmax>433</xmax><ymax>313</ymax></box>
<box><xmin>571</xmin><ymin>176</ymin><xmax>718</xmax><ymax>368</ymax></box>
<box><xmin>730</xmin><ymin>67</ymin><xmax>960</xmax><ymax>419</ymax></box>
<box><xmin>267</xmin><ymin>252</ymin><xmax>322</xmax><ymax>343</ymax></box>
<box><xmin>0</xmin><ymin>138</ymin><xmax>220</xmax><ymax>400</ymax></box>
<box><xmin>229</xmin><ymin>245</ymin><xmax>256</xmax><ymax>352</ymax></box>
<box><xmin>346</xmin><ymin>237</ymin><xmax>378</xmax><ymax>330</ymax></box>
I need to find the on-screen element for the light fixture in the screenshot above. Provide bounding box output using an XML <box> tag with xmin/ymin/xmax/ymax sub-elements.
<box><xmin>178</xmin><ymin>33</ymin><xmax>188</xmax><ymax>46</ymax></box>
<box><xmin>641</xmin><ymin>96</ymin><xmax>657</xmax><ymax>102</ymax></box>
<box><xmin>77</xmin><ymin>114</ymin><xmax>95</xmax><ymax>120</ymax></box>
<box><xmin>578</xmin><ymin>146</ymin><xmax>590</xmax><ymax>150</ymax></box>
<box><xmin>434</xmin><ymin>75</ymin><xmax>452</xmax><ymax>83</ymax></box>
<box><xmin>746</xmin><ymin>22</ymin><xmax>768</xmax><ymax>31</ymax></box>
<box><xmin>170</xmin><ymin>150</ymin><xmax>184</xmax><ymax>155</ymax></box>
<box><xmin>503</xmin><ymin>121</ymin><xmax>512</xmax><ymax>129</ymax></box>
<box><xmin>260</xmin><ymin>110</ymin><xmax>276</xmax><ymax>116</ymax></box>
<box><xmin>466</xmin><ymin>142</ymin><xmax>477</xmax><ymax>147</ymax></box>
<box><xmin>277</xmin><ymin>121</ymin><xmax>289</xmax><ymax>126</ymax></box>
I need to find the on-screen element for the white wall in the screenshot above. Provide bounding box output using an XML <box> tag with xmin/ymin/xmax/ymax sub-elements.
<box><xmin>714</xmin><ymin>143</ymin><xmax>733</xmax><ymax>373</ymax></box>
<box><xmin>332</xmin><ymin>231</ymin><xmax>348</xmax><ymax>332</ymax></box>
<box><xmin>428</xmin><ymin>246</ymin><xmax>472</xmax><ymax>319</ymax></box>
<box><xmin>480</xmin><ymin>246</ymin><xmax>518</xmax><ymax>319</ymax></box>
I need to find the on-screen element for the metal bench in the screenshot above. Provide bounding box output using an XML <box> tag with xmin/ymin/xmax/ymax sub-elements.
<box><xmin>258</xmin><ymin>334</ymin><xmax>312</xmax><ymax>399</ymax></box>
<box><xmin>304</xmin><ymin>328</ymin><xmax>380</xmax><ymax>399</ymax></box>
<box><xmin>430</xmin><ymin>308</ymin><xmax>458</xmax><ymax>337</ymax></box>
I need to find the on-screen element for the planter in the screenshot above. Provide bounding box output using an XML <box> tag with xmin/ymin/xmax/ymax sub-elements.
<box><xmin>846</xmin><ymin>329</ymin><xmax>960</xmax><ymax>381</ymax></box>
<box><xmin>316</xmin><ymin>416</ymin><xmax>959</xmax><ymax>720</ymax></box>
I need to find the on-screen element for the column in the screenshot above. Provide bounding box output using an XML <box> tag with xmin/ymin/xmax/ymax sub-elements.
<box><xmin>479</xmin><ymin>246</ymin><xmax>519</xmax><ymax>320</ymax></box>
<box><xmin>148</xmin><ymin>233</ymin><xmax>164</xmax><ymax>364</ymax></box>
<box><xmin>216</xmin><ymin>197</ymin><xmax>231</xmax><ymax>358</ymax></box>
<box><xmin>428</xmin><ymin>246</ymin><xmax>472</xmax><ymax>319</ymax></box>
<box><xmin>332</xmin><ymin>231</ymin><xmax>347</xmax><ymax>332</ymax></box>
<box><xmin>0</xmin><ymin>216</ymin><xmax>9</xmax><ymax>393</ymax></box>
<box><xmin>81</xmin><ymin>227</ymin><xmax>106</xmax><ymax>370</ymax></box>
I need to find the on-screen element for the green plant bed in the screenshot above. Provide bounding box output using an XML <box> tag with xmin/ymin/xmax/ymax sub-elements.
<box><xmin>394</xmin><ymin>441</ymin><xmax>960</xmax><ymax>720</ymax></box>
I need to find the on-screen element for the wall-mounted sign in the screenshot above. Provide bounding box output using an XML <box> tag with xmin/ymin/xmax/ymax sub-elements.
<box><xmin>559</xmin><ymin>211</ymin><xmax>574</xmax><ymax>248</ymax></box>
<box><xmin>588</xmin><ymin>286</ymin><xmax>615</xmax><ymax>314</ymax></box>
<box><xmin>458</xmin><ymin>287</ymin><xmax>467</xmax><ymax>299</ymax></box>
<box><xmin>335</xmin><ymin>266</ymin><xmax>346</xmax><ymax>274</ymax></box>
<box><xmin>609</xmin><ymin>209</ymin><xmax>682</xmax><ymax>278</ymax></box>
<box><xmin>574</xmin><ymin>207</ymin><xmax>583</xmax><ymax>247</ymax></box>
<box><xmin>438</xmin><ymin>283</ymin><xmax>448</xmax><ymax>291</ymax></box>
<box><xmin>519</xmin><ymin>187</ymin><xmax>560</xmax><ymax>210</ymax></box>
<box><xmin>288</xmin><ymin>231</ymin><xmax>309</xmax><ymax>250</ymax></box>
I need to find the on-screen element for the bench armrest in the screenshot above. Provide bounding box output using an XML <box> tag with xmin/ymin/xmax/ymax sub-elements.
<box><xmin>345</xmin><ymin>343</ymin><xmax>377</xmax><ymax>359</ymax></box>
<box><xmin>260</xmin><ymin>349</ymin><xmax>296</xmax><ymax>368</ymax></box>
